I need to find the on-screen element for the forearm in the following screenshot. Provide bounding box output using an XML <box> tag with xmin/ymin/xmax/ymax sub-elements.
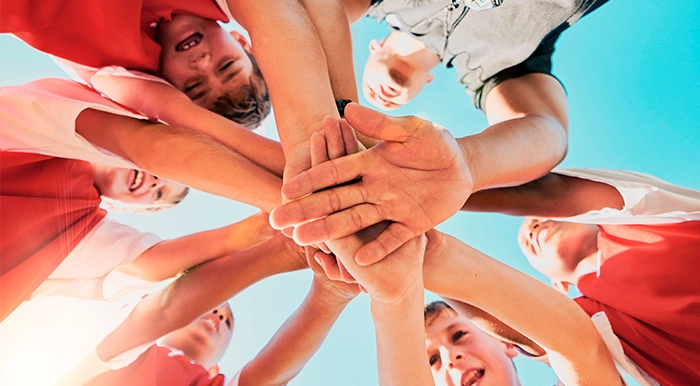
<box><xmin>121</xmin><ymin>216</ymin><xmax>275</xmax><ymax>281</ymax></box>
<box><xmin>76</xmin><ymin>108</ymin><xmax>282</xmax><ymax>211</ymax></box>
<box><xmin>240</xmin><ymin>279</ymin><xmax>351</xmax><ymax>386</ymax></box>
<box><xmin>91</xmin><ymin>74</ymin><xmax>285</xmax><ymax>176</ymax></box>
<box><xmin>441</xmin><ymin>297</ymin><xmax>545</xmax><ymax>356</ymax></box>
<box><xmin>97</xmin><ymin>235</ymin><xmax>304</xmax><ymax>361</ymax></box>
<box><xmin>298</xmin><ymin>0</ymin><xmax>358</xmax><ymax>102</ymax></box>
<box><xmin>371</xmin><ymin>283</ymin><xmax>434</xmax><ymax>386</ymax></box>
<box><xmin>423</xmin><ymin>232</ymin><xmax>619</xmax><ymax>384</ymax></box>
<box><xmin>462</xmin><ymin>173</ymin><xmax>624</xmax><ymax>217</ymax></box>
<box><xmin>229</xmin><ymin>0</ymin><xmax>337</xmax><ymax>153</ymax></box>
<box><xmin>458</xmin><ymin>114</ymin><xmax>567</xmax><ymax>192</ymax></box>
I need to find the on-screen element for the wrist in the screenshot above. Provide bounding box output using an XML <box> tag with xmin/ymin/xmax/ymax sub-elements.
<box><xmin>309</xmin><ymin>278</ymin><xmax>354</xmax><ymax>309</ymax></box>
<box><xmin>456</xmin><ymin>135</ymin><xmax>483</xmax><ymax>192</ymax></box>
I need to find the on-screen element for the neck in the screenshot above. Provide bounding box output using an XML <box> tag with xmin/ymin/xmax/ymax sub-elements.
<box><xmin>385</xmin><ymin>32</ymin><xmax>440</xmax><ymax>70</ymax></box>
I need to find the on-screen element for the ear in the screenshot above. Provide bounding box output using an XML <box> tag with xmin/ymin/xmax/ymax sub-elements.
<box><xmin>425</xmin><ymin>74</ymin><xmax>435</xmax><ymax>84</ymax></box>
<box><xmin>551</xmin><ymin>280</ymin><xmax>570</xmax><ymax>294</ymax></box>
<box><xmin>502</xmin><ymin>342</ymin><xmax>519</xmax><ymax>359</ymax></box>
<box><xmin>369</xmin><ymin>39</ymin><xmax>383</xmax><ymax>53</ymax></box>
<box><xmin>229</xmin><ymin>30</ymin><xmax>252</xmax><ymax>52</ymax></box>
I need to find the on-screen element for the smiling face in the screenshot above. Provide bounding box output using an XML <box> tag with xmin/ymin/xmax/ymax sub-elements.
<box><xmin>161</xmin><ymin>304</ymin><xmax>234</xmax><ymax>370</ymax></box>
<box><xmin>92</xmin><ymin>165</ymin><xmax>188</xmax><ymax>208</ymax></box>
<box><xmin>156</xmin><ymin>15</ymin><xmax>255</xmax><ymax>110</ymax></box>
<box><xmin>362</xmin><ymin>38</ymin><xmax>434</xmax><ymax>110</ymax></box>
<box><xmin>517</xmin><ymin>218</ymin><xmax>600</xmax><ymax>283</ymax></box>
<box><xmin>425</xmin><ymin>309</ymin><xmax>520</xmax><ymax>386</ymax></box>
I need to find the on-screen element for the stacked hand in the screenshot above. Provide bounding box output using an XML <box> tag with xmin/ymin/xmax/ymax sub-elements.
<box><xmin>271</xmin><ymin>103</ymin><xmax>473</xmax><ymax>266</ymax></box>
<box><xmin>291</xmin><ymin>115</ymin><xmax>427</xmax><ymax>305</ymax></box>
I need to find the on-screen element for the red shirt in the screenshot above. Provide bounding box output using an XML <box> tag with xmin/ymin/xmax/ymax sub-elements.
<box><xmin>0</xmin><ymin>0</ymin><xmax>228</xmax><ymax>74</ymax></box>
<box><xmin>86</xmin><ymin>345</ymin><xmax>226</xmax><ymax>386</ymax></box>
<box><xmin>575</xmin><ymin>222</ymin><xmax>700</xmax><ymax>385</ymax></box>
<box><xmin>0</xmin><ymin>152</ymin><xmax>106</xmax><ymax>321</ymax></box>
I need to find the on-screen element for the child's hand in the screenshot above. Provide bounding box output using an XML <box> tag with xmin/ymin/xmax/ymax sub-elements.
<box><xmin>306</xmin><ymin>247</ymin><xmax>360</xmax><ymax>302</ymax></box>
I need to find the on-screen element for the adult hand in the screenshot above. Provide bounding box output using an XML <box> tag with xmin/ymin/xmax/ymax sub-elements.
<box><xmin>270</xmin><ymin>103</ymin><xmax>474</xmax><ymax>265</ymax></box>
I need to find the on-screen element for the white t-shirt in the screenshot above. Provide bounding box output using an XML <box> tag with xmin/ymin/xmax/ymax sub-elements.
<box><xmin>32</xmin><ymin>218</ymin><xmax>163</xmax><ymax>303</ymax></box>
<box><xmin>553</xmin><ymin>168</ymin><xmax>700</xmax><ymax>224</ymax></box>
<box><xmin>0</xmin><ymin>78</ymin><xmax>144</xmax><ymax>168</ymax></box>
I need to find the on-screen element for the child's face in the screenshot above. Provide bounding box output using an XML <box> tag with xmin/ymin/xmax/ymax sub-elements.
<box><xmin>93</xmin><ymin>167</ymin><xmax>187</xmax><ymax>207</ymax></box>
<box><xmin>162</xmin><ymin>304</ymin><xmax>234</xmax><ymax>367</ymax></box>
<box><xmin>157</xmin><ymin>15</ymin><xmax>254</xmax><ymax>110</ymax></box>
<box><xmin>425</xmin><ymin>310</ymin><xmax>519</xmax><ymax>386</ymax></box>
<box><xmin>362</xmin><ymin>40</ymin><xmax>431</xmax><ymax>110</ymax></box>
<box><xmin>517</xmin><ymin>218</ymin><xmax>599</xmax><ymax>282</ymax></box>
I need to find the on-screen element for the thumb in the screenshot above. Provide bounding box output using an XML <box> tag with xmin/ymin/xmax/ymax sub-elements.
<box><xmin>344</xmin><ymin>103</ymin><xmax>416</xmax><ymax>143</ymax></box>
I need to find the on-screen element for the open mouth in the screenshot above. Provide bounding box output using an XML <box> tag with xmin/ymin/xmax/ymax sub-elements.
<box><xmin>176</xmin><ymin>32</ymin><xmax>202</xmax><ymax>51</ymax></box>
<box><xmin>129</xmin><ymin>170</ymin><xmax>145</xmax><ymax>192</ymax></box>
<box><xmin>379</xmin><ymin>84</ymin><xmax>399</xmax><ymax>98</ymax></box>
<box><xmin>462</xmin><ymin>369</ymin><xmax>485</xmax><ymax>386</ymax></box>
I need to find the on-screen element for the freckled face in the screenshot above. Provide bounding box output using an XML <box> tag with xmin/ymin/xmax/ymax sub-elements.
<box><xmin>426</xmin><ymin>311</ymin><xmax>519</xmax><ymax>386</ymax></box>
<box><xmin>157</xmin><ymin>15</ymin><xmax>254</xmax><ymax>109</ymax></box>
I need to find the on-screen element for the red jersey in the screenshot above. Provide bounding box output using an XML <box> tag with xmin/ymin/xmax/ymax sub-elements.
<box><xmin>0</xmin><ymin>0</ymin><xmax>228</xmax><ymax>74</ymax></box>
<box><xmin>0</xmin><ymin>152</ymin><xmax>106</xmax><ymax>321</ymax></box>
<box><xmin>86</xmin><ymin>345</ymin><xmax>226</xmax><ymax>386</ymax></box>
<box><xmin>575</xmin><ymin>221</ymin><xmax>700</xmax><ymax>385</ymax></box>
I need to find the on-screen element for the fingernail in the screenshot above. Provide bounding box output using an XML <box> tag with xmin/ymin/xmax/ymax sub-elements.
<box><xmin>314</xmin><ymin>255</ymin><xmax>323</xmax><ymax>267</ymax></box>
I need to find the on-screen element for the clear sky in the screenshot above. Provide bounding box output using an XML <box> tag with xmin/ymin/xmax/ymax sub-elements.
<box><xmin>1</xmin><ymin>1</ymin><xmax>698</xmax><ymax>385</ymax></box>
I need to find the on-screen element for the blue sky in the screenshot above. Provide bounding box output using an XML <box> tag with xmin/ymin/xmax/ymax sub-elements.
<box><xmin>1</xmin><ymin>1</ymin><xmax>698</xmax><ymax>385</ymax></box>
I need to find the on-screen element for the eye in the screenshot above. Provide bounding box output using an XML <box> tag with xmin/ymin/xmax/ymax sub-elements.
<box><xmin>220</xmin><ymin>60</ymin><xmax>234</xmax><ymax>72</ymax></box>
<box><xmin>429</xmin><ymin>354</ymin><xmax>440</xmax><ymax>366</ymax></box>
<box><xmin>155</xmin><ymin>189</ymin><xmax>163</xmax><ymax>201</ymax></box>
<box><xmin>452</xmin><ymin>330</ymin><xmax>467</xmax><ymax>343</ymax></box>
<box><xmin>184</xmin><ymin>82</ymin><xmax>200</xmax><ymax>93</ymax></box>
<box><xmin>225</xmin><ymin>319</ymin><xmax>232</xmax><ymax>329</ymax></box>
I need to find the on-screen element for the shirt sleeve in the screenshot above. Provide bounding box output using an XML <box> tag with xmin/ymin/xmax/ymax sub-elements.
<box><xmin>0</xmin><ymin>78</ymin><xmax>143</xmax><ymax>168</ymax></box>
<box><xmin>33</xmin><ymin>218</ymin><xmax>163</xmax><ymax>302</ymax></box>
<box><xmin>551</xmin><ymin>168</ymin><xmax>700</xmax><ymax>224</ymax></box>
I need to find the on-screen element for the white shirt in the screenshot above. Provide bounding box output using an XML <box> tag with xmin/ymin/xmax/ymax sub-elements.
<box><xmin>0</xmin><ymin>78</ymin><xmax>143</xmax><ymax>168</ymax></box>
<box><xmin>553</xmin><ymin>168</ymin><xmax>700</xmax><ymax>224</ymax></box>
<box><xmin>32</xmin><ymin>218</ymin><xmax>163</xmax><ymax>303</ymax></box>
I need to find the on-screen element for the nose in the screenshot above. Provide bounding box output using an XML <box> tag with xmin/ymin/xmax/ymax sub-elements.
<box><xmin>189</xmin><ymin>52</ymin><xmax>212</xmax><ymax>70</ymax></box>
<box><xmin>440</xmin><ymin>346</ymin><xmax>465</xmax><ymax>370</ymax></box>
<box><xmin>149</xmin><ymin>175</ymin><xmax>164</xmax><ymax>190</ymax></box>
<box><xmin>527</xmin><ymin>219</ymin><xmax>542</xmax><ymax>240</ymax></box>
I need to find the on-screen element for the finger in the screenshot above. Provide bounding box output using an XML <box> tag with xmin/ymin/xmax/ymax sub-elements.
<box><xmin>281</xmin><ymin>227</ymin><xmax>294</xmax><ymax>238</ymax></box>
<box><xmin>355</xmin><ymin>222</ymin><xmax>418</xmax><ymax>266</ymax></box>
<box><xmin>323</xmin><ymin>116</ymin><xmax>346</xmax><ymax>160</ymax></box>
<box><xmin>280</xmin><ymin>152</ymin><xmax>365</xmax><ymax>200</ymax></box>
<box><xmin>293</xmin><ymin>203</ymin><xmax>385</xmax><ymax>245</ymax></box>
<box><xmin>317</xmin><ymin>242</ymin><xmax>331</xmax><ymax>254</ymax></box>
<box><xmin>359</xmin><ymin>284</ymin><xmax>368</xmax><ymax>294</ymax></box>
<box><xmin>339</xmin><ymin>119</ymin><xmax>361</xmax><ymax>154</ymax></box>
<box><xmin>271</xmin><ymin>183</ymin><xmax>369</xmax><ymax>229</ymax></box>
<box><xmin>315</xmin><ymin>252</ymin><xmax>343</xmax><ymax>281</ymax></box>
<box><xmin>337</xmin><ymin>260</ymin><xmax>357</xmax><ymax>284</ymax></box>
<box><xmin>344</xmin><ymin>103</ymin><xmax>417</xmax><ymax>143</ymax></box>
<box><xmin>310</xmin><ymin>131</ymin><xmax>329</xmax><ymax>167</ymax></box>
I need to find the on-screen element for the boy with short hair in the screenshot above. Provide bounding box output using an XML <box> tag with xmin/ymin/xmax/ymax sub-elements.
<box><xmin>59</xmin><ymin>244</ymin><xmax>358</xmax><ymax>386</ymax></box>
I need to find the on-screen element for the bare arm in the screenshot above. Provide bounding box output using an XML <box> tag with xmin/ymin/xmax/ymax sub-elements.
<box><xmin>441</xmin><ymin>297</ymin><xmax>546</xmax><ymax>357</ymax></box>
<box><xmin>118</xmin><ymin>213</ymin><xmax>276</xmax><ymax>282</ymax></box>
<box><xmin>239</xmin><ymin>277</ymin><xmax>355</xmax><ymax>386</ymax></box>
<box><xmin>75</xmin><ymin>108</ymin><xmax>282</xmax><ymax>212</ymax></box>
<box><xmin>423</xmin><ymin>231</ymin><xmax>622</xmax><ymax>386</ymax></box>
<box><xmin>460</xmin><ymin>73</ymin><xmax>568</xmax><ymax>191</ymax></box>
<box><xmin>462</xmin><ymin>172</ymin><xmax>624</xmax><ymax>218</ymax></box>
<box><xmin>96</xmin><ymin>235</ymin><xmax>306</xmax><ymax>362</ymax></box>
<box><xmin>90</xmin><ymin>75</ymin><xmax>285</xmax><ymax>177</ymax></box>
<box><xmin>227</xmin><ymin>0</ymin><xmax>339</xmax><ymax>183</ymax></box>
